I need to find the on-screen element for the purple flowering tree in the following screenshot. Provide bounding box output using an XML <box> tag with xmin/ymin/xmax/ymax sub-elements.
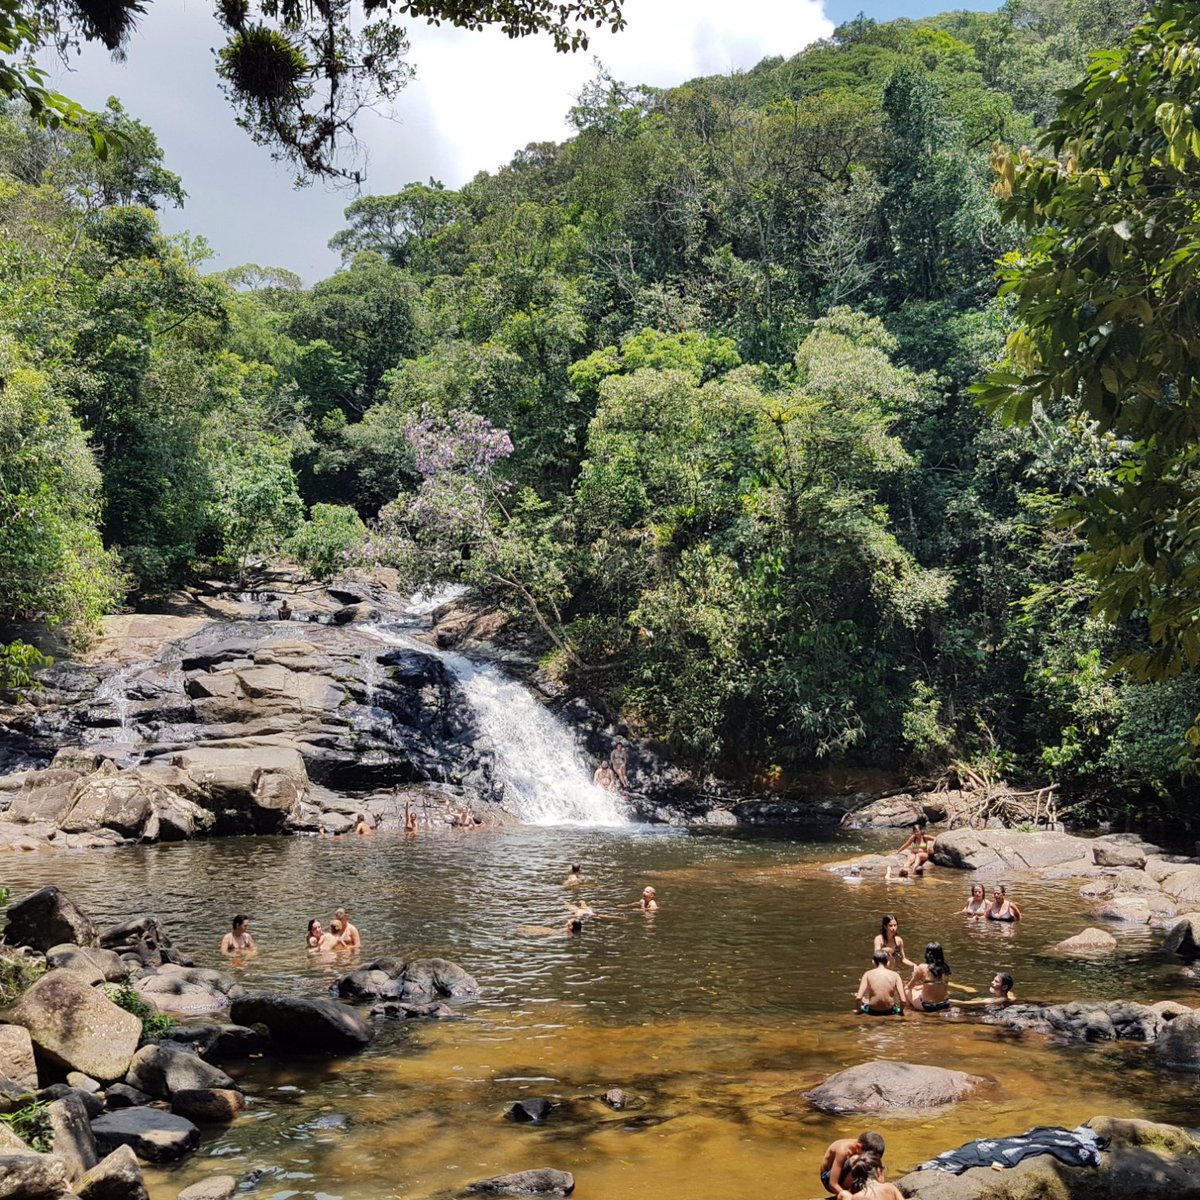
<box><xmin>371</xmin><ymin>406</ymin><xmax>579</xmax><ymax>662</ymax></box>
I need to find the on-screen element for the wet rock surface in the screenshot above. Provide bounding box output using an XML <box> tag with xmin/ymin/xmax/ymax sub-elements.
<box><xmin>229</xmin><ymin>994</ymin><xmax>375</xmax><ymax>1052</ymax></box>
<box><xmin>467</xmin><ymin>1168</ymin><xmax>576</xmax><ymax>1196</ymax></box>
<box><xmin>989</xmin><ymin>1001</ymin><xmax>1164</xmax><ymax>1043</ymax></box>
<box><xmin>805</xmin><ymin>1061</ymin><xmax>983</xmax><ymax>1113</ymax></box>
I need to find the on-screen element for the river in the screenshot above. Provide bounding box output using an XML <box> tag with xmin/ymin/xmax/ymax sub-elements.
<box><xmin>2</xmin><ymin>824</ymin><xmax>1198</xmax><ymax>1199</ymax></box>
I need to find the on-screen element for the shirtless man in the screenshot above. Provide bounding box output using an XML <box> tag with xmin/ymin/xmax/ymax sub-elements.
<box><xmin>820</xmin><ymin>1131</ymin><xmax>886</xmax><ymax>1195</ymax></box>
<box><xmin>593</xmin><ymin>761</ymin><xmax>617</xmax><ymax>791</ymax></box>
<box><xmin>334</xmin><ymin>906</ymin><xmax>361</xmax><ymax>949</ymax></box>
<box><xmin>629</xmin><ymin>886</ymin><xmax>657</xmax><ymax>911</ymax></box>
<box><xmin>955</xmin><ymin>972</ymin><xmax>1016</xmax><ymax>1007</ymax></box>
<box><xmin>563</xmin><ymin>863</ymin><xmax>583</xmax><ymax>887</ymax></box>
<box><xmin>855</xmin><ymin>950</ymin><xmax>906</xmax><ymax>1016</ymax></box>
<box><xmin>353</xmin><ymin>814</ymin><xmax>374</xmax><ymax>836</ymax></box>
<box><xmin>221</xmin><ymin>914</ymin><xmax>256</xmax><ymax>956</ymax></box>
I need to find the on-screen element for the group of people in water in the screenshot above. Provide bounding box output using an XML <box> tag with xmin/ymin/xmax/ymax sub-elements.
<box><xmin>519</xmin><ymin>865</ymin><xmax>658</xmax><ymax>936</ymax></box>
<box><xmin>219</xmin><ymin>907</ymin><xmax>364</xmax><ymax>957</ymax></box>
<box><xmin>850</xmin><ymin>826</ymin><xmax>1023</xmax><ymax>1017</ymax></box>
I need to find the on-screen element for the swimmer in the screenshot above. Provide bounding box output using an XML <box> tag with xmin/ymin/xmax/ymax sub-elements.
<box><xmin>334</xmin><ymin>906</ymin><xmax>362</xmax><ymax>948</ymax></box>
<box><xmin>908</xmin><ymin>942</ymin><xmax>952</xmax><ymax>1013</ymax></box>
<box><xmin>986</xmin><ymin>884</ymin><xmax>1022</xmax><ymax>922</ymax></box>
<box><xmin>306</xmin><ymin>918</ymin><xmax>338</xmax><ymax>952</ymax></box>
<box><xmin>220</xmin><ymin>913</ymin><xmax>256</xmax><ymax>956</ymax></box>
<box><xmin>518</xmin><ymin>918</ymin><xmax>584</xmax><ymax>937</ymax></box>
<box><xmin>954</xmin><ymin>972</ymin><xmax>1016</xmax><ymax>1007</ymax></box>
<box><xmin>404</xmin><ymin>803</ymin><xmax>418</xmax><ymax>835</ymax></box>
<box><xmin>564</xmin><ymin>863</ymin><xmax>583</xmax><ymax>887</ymax></box>
<box><xmin>854</xmin><ymin>950</ymin><xmax>906</xmax><ymax>1016</ymax></box>
<box><xmin>820</xmin><ymin>1132</ymin><xmax>885</xmax><ymax>1195</ymax></box>
<box><xmin>565</xmin><ymin>899</ymin><xmax>596</xmax><ymax>920</ymax></box>
<box><xmin>960</xmin><ymin>883</ymin><xmax>988</xmax><ymax>918</ymax></box>
<box><xmin>637</xmin><ymin>886</ymin><xmax>657</xmax><ymax>911</ymax></box>
<box><xmin>874</xmin><ymin>914</ymin><xmax>915</xmax><ymax>969</ymax></box>
<box><xmin>354</xmin><ymin>814</ymin><xmax>374</xmax><ymax>836</ymax></box>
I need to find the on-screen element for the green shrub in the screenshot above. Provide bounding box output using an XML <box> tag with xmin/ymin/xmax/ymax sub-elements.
<box><xmin>105</xmin><ymin>984</ymin><xmax>177</xmax><ymax>1040</ymax></box>
<box><xmin>0</xmin><ymin>1100</ymin><xmax>51</xmax><ymax>1152</ymax></box>
<box><xmin>286</xmin><ymin>503</ymin><xmax>367</xmax><ymax>580</ymax></box>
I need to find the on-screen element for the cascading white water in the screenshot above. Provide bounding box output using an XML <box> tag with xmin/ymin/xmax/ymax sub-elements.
<box><xmin>94</xmin><ymin>665</ymin><xmax>139</xmax><ymax>740</ymax></box>
<box><xmin>359</xmin><ymin>653</ymin><xmax>382</xmax><ymax>706</ymax></box>
<box><xmin>362</xmin><ymin>625</ymin><xmax>628</xmax><ymax>827</ymax></box>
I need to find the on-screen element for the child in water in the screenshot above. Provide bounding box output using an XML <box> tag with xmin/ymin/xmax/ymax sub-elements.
<box><xmin>820</xmin><ymin>1132</ymin><xmax>885</xmax><ymax>1195</ymax></box>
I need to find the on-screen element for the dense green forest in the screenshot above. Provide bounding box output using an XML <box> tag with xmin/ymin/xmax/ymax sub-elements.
<box><xmin>4</xmin><ymin>0</ymin><xmax>1200</xmax><ymax>813</ymax></box>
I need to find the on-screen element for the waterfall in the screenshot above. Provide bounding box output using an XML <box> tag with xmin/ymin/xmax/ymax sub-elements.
<box><xmin>362</xmin><ymin>625</ymin><xmax>628</xmax><ymax>827</ymax></box>
<box><xmin>93</xmin><ymin>665</ymin><xmax>138</xmax><ymax>741</ymax></box>
<box><xmin>359</xmin><ymin>653</ymin><xmax>382</xmax><ymax>706</ymax></box>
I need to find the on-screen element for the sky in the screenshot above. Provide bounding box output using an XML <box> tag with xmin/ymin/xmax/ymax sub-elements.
<box><xmin>37</xmin><ymin>0</ymin><xmax>1002</xmax><ymax>282</ymax></box>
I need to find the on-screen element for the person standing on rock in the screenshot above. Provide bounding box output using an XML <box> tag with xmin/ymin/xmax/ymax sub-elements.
<box><xmin>610</xmin><ymin>742</ymin><xmax>631</xmax><ymax>789</ymax></box>
<box><xmin>221</xmin><ymin>914</ymin><xmax>256</xmax><ymax>956</ymax></box>
<box><xmin>334</xmin><ymin>907</ymin><xmax>361</xmax><ymax>948</ymax></box>
<box><xmin>854</xmin><ymin>950</ymin><xmax>906</xmax><ymax>1016</ymax></box>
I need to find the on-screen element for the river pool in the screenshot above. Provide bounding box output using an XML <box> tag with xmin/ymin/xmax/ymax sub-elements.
<box><xmin>2</xmin><ymin>825</ymin><xmax>1198</xmax><ymax>1200</ymax></box>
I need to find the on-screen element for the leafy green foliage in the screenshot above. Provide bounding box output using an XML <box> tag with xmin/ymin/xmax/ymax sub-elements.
<box><xmin>106</xmin><ymin>983</ymin><xmax>177</xmax><ymax>1041</ymax></box>
<box><xmin>0</xmin><ymin>952</ymin><xmax>44</xmax><ymax>1007</ymax></box>
<box><xmin>287</xmin><ymin>503</ymin><xmax>367</xmax><ymax>579</ymax></box>
<box><xmin>0</xmin><ymin>1099</ymin><xmax>51</xmax><ymax>1152</ymax></box>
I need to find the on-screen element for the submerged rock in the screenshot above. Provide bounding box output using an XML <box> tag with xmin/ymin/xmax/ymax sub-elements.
<box><xmin>805</xmin><ymin>1061</ymin><xmax>982</xmax><ymax>1114</ymax></box>
<box><xmin>335</xmin><ymin>957</ymin><xmax>479</xmax><ymax>1004</ymax></box>
<box><xmin>987</xmin><ymin>1001</ymin><xmax>1162</xmax><ymax>1042</ymax></box>
<box><xmin>467</xmin><ymin>1168</ymin><xmax>576</xmax><ymax>1196</ymax></box>
<box><xmin>1051</xmin><ymin>928</ymin><xmax>1118</xmax><ymax>954</ymax></box>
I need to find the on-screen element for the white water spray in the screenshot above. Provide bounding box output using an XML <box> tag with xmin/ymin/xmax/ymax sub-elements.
<box><xmin>362</xmin><ymin>625</ymin><xmax>628</xmax><ymax>827</ymax></box>
<box><xmin>95</xmin><ymin>665</ymin><xmax>139</xmax><ymax>740</ymax></box>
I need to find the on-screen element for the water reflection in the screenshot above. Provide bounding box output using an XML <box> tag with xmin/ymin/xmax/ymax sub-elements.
<box><xmin>2</xmin><ymin>826</ymin><xmax>1197</xmax><ymax>1199</ymax></box>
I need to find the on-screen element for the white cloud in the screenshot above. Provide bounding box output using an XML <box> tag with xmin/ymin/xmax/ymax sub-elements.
<box><xmin>36</xmin><ymin>0</ymin><xmax>833</xmax><ymax>279</ymax></box>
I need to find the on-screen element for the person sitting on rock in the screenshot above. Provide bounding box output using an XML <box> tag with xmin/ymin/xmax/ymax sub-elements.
<box><xmin>354</xmin><ymin>814</ymin><xmax>374</xmax><ymax>836</ymax></box>
<box><xmin>854</xmin><ymin>950</ymin><xmax>906</xmax><ymax>1016</ymax></box>
<box><xmin>221</xmin><ymin>914</ymin><xmax>256</xmax><ymax>956</ymax></box>
<box><xmin>960</xmin><ymin>884</ymin><xmax>988</xmax><ymax>918</ymax></box>
<box><xmin>278</xmin><ymin>599</ymin><xmax>293</xmax><ymax>621</ymax></box>
<box><xmin>334</xmin><ymin>907</ymin><xmax>361</xmax><ymax>948</ymax></box>
<box><xmin>564</xmin><ymin>863</ymin><xmax>583</xmax><ymax>887</ymax></box>
<box><xmin>610</xmin><ymin>742</ymin><xmax>630</xmax><ymax>789</ymax></box>
<box><xmin>820</xmin><ymin>1131</ymin><xmax>885</xmax><ymax>1195</ymax></box>
<box><xmin>908</xmin><ymin>942</ymin><xmax>952</xmax><ymax>1013</ymax></box>
<box><xmin>986</xmin><ymin>884</ymin><xmax>1022</xmax><ymax>922</ymax></box>
<box><xmin>835</xmin><ymin>1151</ymin><xmax>903</xmax><ymax>1200</ymax></box>
<box><xmin>896</xmin><ymin>823</ymin><xmax>936</xmax><ymax>873</ymax></box>
<box><xmin>593</xmin><ymin>760</ymin><xmax>617</xmax><ymax>792</ymax></box>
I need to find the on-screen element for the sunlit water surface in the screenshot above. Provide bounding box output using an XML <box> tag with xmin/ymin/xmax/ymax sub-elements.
<box><xmin>4</xmin><ymin>826</ymin><xmax>1200</xmax><ymax>1200</ymax></box>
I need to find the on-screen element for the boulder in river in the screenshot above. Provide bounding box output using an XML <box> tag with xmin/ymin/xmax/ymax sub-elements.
<box><xmin>805</xmin><ymin>1061</ymin><xmax>982</xmax><ymax>1114</ymax></box>
<box><xmin>75</xmin><ymin>1144</ymin><xmax>149</xmax><ymax>1200</ymax></box>
<box><xmin>1094</xmin><ymin>842</ymin><xmax>1148</xmax><ymax>869</ymax></box>
<box><xmin>124</xmin><ymin>1044</ymin><xmax>236</xmax><ymax>1099</ymax></box>
<box><xmin>44</xmin><ymin>945</ymin><xmax>125</xmax><ymax>984</ymax></box>
<box><xmin>1161</xmin><ymin>914</ymin><xmax>1200</xmax><ymax>958</ymax></box>
<box><xmin>1051</xmin><ymin>928</ymin><xmax>1118</xmax><ymax>954</ymax></box>
<box><xmin>229</xmin><ymin>994</ymin><xmax>374</xmax><ymax>1052</ymax></box>
<box><xmin>467</xmin><ymin>1168</ymin><xmax>576</xmax><ymax>1196</ymax></box>
<box><xmin>334</xmin><ymin>957</ymin><xmax>479</xmax><ymax>1004</ymax></box>
<box><xmin>1156</xmin><ymin>1010</ymin><xmax>1200</xmax><ymax>1070</ymax></box>
<box><xmin>0</xmin><ymin>1152</ymin><xmax>70</xmax><ymax>1199</ymax></box>
<box><xmin>176</xmin><ymin>1177</ymin><xmax>237</xmax><ymax>1200</ymax></box>
<box><xmin>4</xmin><ymin>886</ymin><xmax>97</xmax><ymax>952</ymax></box>
<box><xmin>987</xmin><ymin>1001</ymin><xmax>1162</xmax><ymax>1042</ymax></box>
<box><xmin>46</xmin><ymin>1091</ymin><xmax>98</xmax><ymax>1182</ymax></box>
<box><xmin>0</xmin><ymin>1026</ymin><xmax>38</xmax><ymax>1090</ymax></box>
<box><xmin>932</xmin><ymin>829</ymin><xmax>1096</xmax><ymax>874</ymax></box>
<box><xmin>4</xmin><ymin>970</ymin><xmax>142</xmax><ymax>1083</ymax></box>
<box><xmin>170</xmin><ymin>1087</ymin><xmax>245</xmax><ymax>1124</ymax></box>
<box><xmin>89</xmin><ymin>1108</ymin><xmax>200</xmax><ymax>1163</ymax></box>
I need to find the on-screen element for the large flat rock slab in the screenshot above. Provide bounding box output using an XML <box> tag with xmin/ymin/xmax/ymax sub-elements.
<box><xmin>933</xmin><ymin>829</ymin><xmax>1096</xmax><ymax>874</ymax></box>
<box><xmin>804</xmin><ymin>1060</ymin><xmax>983</xmax><ymax>1114</ymax></box>
<box><xmin>90</xmin><ymin>1108</ymin><xmax>199</xmax><ymax>1163</ymax></box>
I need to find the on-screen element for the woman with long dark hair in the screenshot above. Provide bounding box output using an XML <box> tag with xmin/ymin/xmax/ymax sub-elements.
<box><xmin>873</xmin><ymin>914</ymin><xmax>915</xmax><ymax>970</ymax></box>
<box><xmin>908</xmin><ymin>942</ymin><xmax>952</xmax><ymax>1013</ymax></box>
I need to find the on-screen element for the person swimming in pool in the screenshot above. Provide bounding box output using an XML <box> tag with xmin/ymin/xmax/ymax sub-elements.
<box><xmin>908</xmin><ymin>942</ymin><xmax>952</xmax><ymax>1013</ymax></box>
<box><xmin>854</xmin><ymin>950</ymin><xmax>906</xmax><ymax>1016</ymax></box>
<box><xmin>986</xmin><ymin>884</ymin><xmax>1022</xmax><ymax>922</ymax></box>
<box><xmin>874</xmin><ymin>914</ymin><xmax>915</xmax><ymax>970</ymax></box>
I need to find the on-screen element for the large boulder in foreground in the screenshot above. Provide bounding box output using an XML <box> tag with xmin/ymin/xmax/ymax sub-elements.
<box><xmin>75</xmin><ymin>1144</ymin><xmax>149</xmax><ymax>1200</ymax></box>
<box><xmin>805</xmin><ymin>1061</ymin><xmax>982</xmax><ymax>1114</ymax></box>
<box><xmin>124</xmin><ymin>1044</ymin><xmax>235</xmax><ymax>1099</ymax></box>
<box><xmin>467</xmin><ymin>1168</ymin><xmax>575</xmax><ymax>1196</ymax></box>
<box><xmin>89</xmin><ymin>1109</ymin><xmax>199</xmax><ymax>1163</ymax></box>
<box><xmin>4</xmin><ymin>886</ymin><xmax>97</xmax><ymax>952</ymax></box>
<box><xmin>897</xmin><ymin>1115</ymin><xmax>1200</xmax><ymax>1200</ymax></box>
<box><xmin>0</xmin><ymin>1152</ymin><xmax>70</xmax><ymax>1199</ymax></box>
<box><xmin>1156</xmin><ymin>1010</ymin><xmax>1200</xmax><ymax>1070</ymax></box>
<box><xmin>229</xmin><ymin>994</ymin><xmax>374</xmax><ymax>1052</ymax></box>
<box><xmin>3</xmin><ymin>971</ymin><xmax>141</xmax><ymax>1083</ymax></box>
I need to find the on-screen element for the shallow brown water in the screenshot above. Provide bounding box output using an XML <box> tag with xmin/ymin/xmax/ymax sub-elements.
<box><xmin>3</xmin><ymin>826</ymin><xmax>1199</xmax><ymax>1199</ymax></box>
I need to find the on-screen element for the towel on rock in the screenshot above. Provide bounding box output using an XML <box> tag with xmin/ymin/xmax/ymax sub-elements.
<box><xmin>918</xmin><ymin>1125</ymin><xmax>1106</xmax><ymax>1175</ymax></box>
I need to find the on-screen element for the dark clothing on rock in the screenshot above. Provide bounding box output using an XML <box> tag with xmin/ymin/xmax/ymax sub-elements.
<box><xmin>918</xmin><ymin>1125</ymin><xmax>1106</xmax><ymax>1175</ymax></box>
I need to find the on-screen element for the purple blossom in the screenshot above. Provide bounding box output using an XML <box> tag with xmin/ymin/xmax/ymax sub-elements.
<box><xmin>403</xmin><ymin>407</ymin><xmax>513</xmax><ymax>479</ymax></box>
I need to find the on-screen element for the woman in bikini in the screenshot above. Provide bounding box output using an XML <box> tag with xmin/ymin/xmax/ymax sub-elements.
<box><xmin>960</xmin><ymin>884</ymin><xmax>988</xmax><ymax>919</ymax></box>
<box><xmin>874</xmin><ymin>914</ymin><xmax>915</xmax><ymax>970</ymax></box>
<box><xmin>896</xmin><ymin>823</ymin><xmax>937</xmax><ymax>873</ymax></box>
<box><xmin>908</xmin><ymin>942</ymin><xmax>952</xmax><ymax>1013</ymax></box>
<box><xmin>986</xmin><ymin>884</ymin><xmax>1022</xmax><ymax>922</ymax></box>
